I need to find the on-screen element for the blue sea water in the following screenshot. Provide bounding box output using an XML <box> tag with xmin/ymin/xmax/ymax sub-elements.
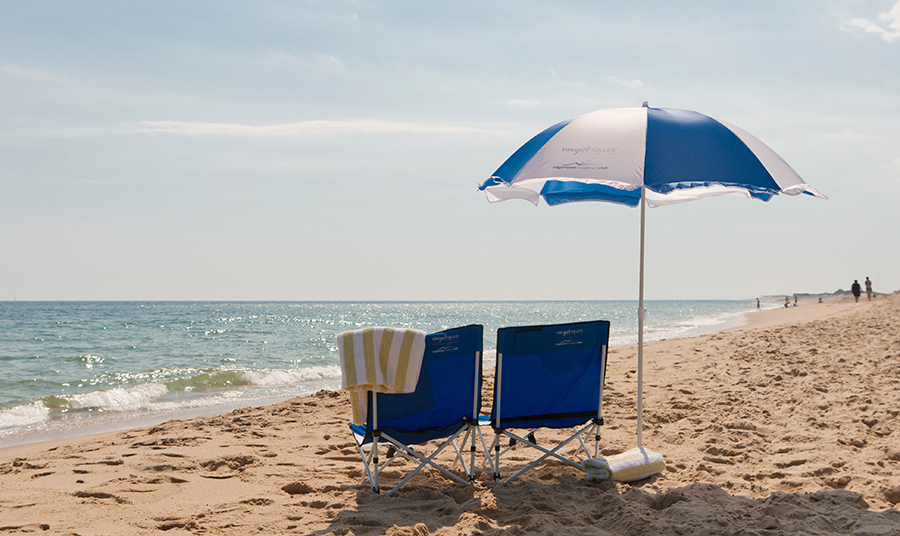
<box><xmin>0</xmin><ymin>300</ymin><xmax>763</xmax><ymax>447</ymax></box>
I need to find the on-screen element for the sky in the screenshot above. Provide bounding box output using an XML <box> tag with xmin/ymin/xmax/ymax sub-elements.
<box><xmin>1</xmin><ymin>1</ymin><xmax>898</xmax><ymax>301</ymax></box>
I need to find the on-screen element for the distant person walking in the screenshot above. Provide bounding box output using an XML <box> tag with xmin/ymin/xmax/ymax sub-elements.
<box><xmin>865</xmin><ymin>277</ymin><xmax>873</xmax><ymax>301</ymax></box>
<box><xmin>851</xmin><ymin>280</ymin><xmax>862</xmax><ymax>303</ymax></box>
<box><xmin>757</xmin><ymin>298</ymin><xmax>760</xmax><ymax>311</ymax></box>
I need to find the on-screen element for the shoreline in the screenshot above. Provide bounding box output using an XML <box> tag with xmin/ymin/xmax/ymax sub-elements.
<box><xmin>0</xmin><ymin>296</ymin><xmax>866</xmax><ymax>451</ymax></box>
<box><xmin>0</xmin><ymin>394</ymin><xmax>300</xmax><ymax>451</ymax></box>
<box><xmin>0</xmin><ymin>300</ymin><xmax>750</xmax><ymax>440</ymax></box>
<box><xmin>732</xmin><ymin>294</ymin><xmax>861</xmax><ymax>332</ymax></box>
<box><xmin>0</xmin><ymin>300</ymin><xmax>755</xmax><ymax>450</ymax></box>
<box><xmin>3</xmin><ymin>295</ymin><xmax>899</xmax><ymax>534</ymax></box>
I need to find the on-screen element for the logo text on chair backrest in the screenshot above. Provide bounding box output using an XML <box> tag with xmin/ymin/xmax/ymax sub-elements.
<box><xmin>431</xmin><ymin>333</ymin><xmax>461</xmax><ymax>353</ymax></box>
<box><xmin>554</xmin><ymin>328</ymin><xmax>584</xmax><ymax>347</ymax></box>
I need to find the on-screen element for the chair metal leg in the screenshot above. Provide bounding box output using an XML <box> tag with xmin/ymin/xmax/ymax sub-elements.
<box><xmin>490</xmin><ymin>433</ymin><xmax>502</xmax><ymax>482</ymax></box>
<box><xmin>499</xmin><ymin>421</ymin><xmax>596</xmax><ymax>484</ymax></box>
<box><xmin>379</xmin><ymin>427</ymin><xmax>471</xmax><ymax>497</ymax></box>
<box><xmin>372</xmin><ymin>434</ymin><xmax>380</xmax><ymax>494</ymax></box>
<box><xmin>472</xmin><ymin>423</ymin><xmax>495</xmax><ymax>482</ymax></box>
<box><xmin>356</xmin><ymin>441</ymin><xmax>378</xmax><ymax>493</ymax></box>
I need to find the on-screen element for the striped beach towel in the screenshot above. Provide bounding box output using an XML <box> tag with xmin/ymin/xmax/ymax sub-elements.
<box><xmin>337</xmin><ymin>327</ymin><xmax>427</xmax><ymax>426</ymax></box>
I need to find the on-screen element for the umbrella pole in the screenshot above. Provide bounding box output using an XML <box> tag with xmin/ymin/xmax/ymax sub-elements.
<box><xmin>637</xmin><ymin>185</ymin><xmax>646</xmax><ymax>448</ymax></box>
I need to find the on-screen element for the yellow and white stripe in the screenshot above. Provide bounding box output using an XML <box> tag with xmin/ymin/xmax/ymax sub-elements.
<box><xmin>337</xmin><ymin>327</ymin><xmax>427</xmax><ymax>425</ymax></box>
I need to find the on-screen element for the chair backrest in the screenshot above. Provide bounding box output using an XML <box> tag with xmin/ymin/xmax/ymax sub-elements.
<box><xmin>491</xmin><ymin>320</ymin><xmax>609</xmax><ymax>430</ymax></box>
<box><xmin>367</xmin><ymin>324</ymin><xmax>483</xmax><ymax>445</ymax></box>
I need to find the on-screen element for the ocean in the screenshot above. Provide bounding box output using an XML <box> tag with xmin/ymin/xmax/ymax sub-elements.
<box><xmin>0</xmin><ymin>300</ymin><xmax>767</xmax><ymax>447</ymax></box>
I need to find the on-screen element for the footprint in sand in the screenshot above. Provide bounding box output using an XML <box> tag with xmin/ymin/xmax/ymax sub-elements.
<box><xmin>825</xmin><ymin>475</ymin><xmax>852</xmax><ymax>488</ymax></box>
<box><xmin>196</xmin><ymin>458</ymin><xmax>253</xmax><ymax>479</ymax></box>
<box><xmin>73</xmin><ymin>490</ymin><xmax>132</xmax><ymax>504</ymax></box>
<box><xmin>282</xmin><ymin>481</ymin><xmax>315</xmax><ymax>495</ymax></box>
<box><xmin>130</xmin><ymin>436</ymin><xmax>211</xmax><ymax>449</ymax></box>
<box><xmin>76</xmin><ymin>459</ymin><xmax>123</xmax><ymax>467</ymax></box>
<box><xmin>138</xmin><ymin>475</ymin><xmax>189</xmax><ymax>484</ymax></box>
<box><xmin>0</xmin><ymin>524</ymin><xmax>51</xmax><ymax>532</ymax></box>
<box><xmin>142</xmin><ymin>462</ymin><xmax>199</xmax><ymax>473</ymax></box>
<box><xmin>774</xmin><ymin>458</ymin><xmax>808</xmax><ymax>469</ymax></box>
<box><xmin>156</xmin><ymin>518</ymin><xmax>201</xmax><ymax>531</ymax></box>
<box><xmin>199</xmin><ymin>454</ymin><xmax>258</xmax><ymax>474</ymax></box>
<box><xmin>240</xmin><ymin>497</ymin><xmax>274</xmax><ymax>506</ymax></box>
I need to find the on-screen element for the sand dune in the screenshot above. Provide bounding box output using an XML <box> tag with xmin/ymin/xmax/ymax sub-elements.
<box><xmin>1</xmin><ymin>295</ymin><xmax>899</xmax><ymax>534</ymax></box>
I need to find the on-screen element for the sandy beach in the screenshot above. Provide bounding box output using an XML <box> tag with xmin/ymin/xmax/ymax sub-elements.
<box><xmin>2</xmin><ymin>294</ymin><xmax>899</xmax><ymax>535</ymax></box>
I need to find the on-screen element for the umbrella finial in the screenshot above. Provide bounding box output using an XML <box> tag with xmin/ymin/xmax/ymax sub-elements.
<box><xmin>642</xmin><ymin>101</ymin><xmax>649</xmax><ymax>108</ymax></box>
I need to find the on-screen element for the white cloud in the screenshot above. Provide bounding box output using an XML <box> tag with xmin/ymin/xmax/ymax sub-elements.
<box><xmin>260</xmin><ymin>50</ymin><xmax>346</xmax><ymax>71</ymax></box>
<box><xmin>137</xmin><ymin>119</ymin><xmax>505</xmax><ymax>136</ymax></box>
<box><xmin>846</xmin><ymin>1</ymin><xmax>900</xmax><ymax>42</ymax></box>
<box><xmin>549</xmin><ymin>70</ymin><xmax>588</xmax><ymax>89</ymax></box>
<box><xmin>551</xmin><ymin>70</ymin><xmax>643</xmax><ymax>90</ymax></box>
<box><xmin>0</xmin><ymin>61</ymin><xmax>69</xmax><ymax>84</ymax></box>
<box><xmin>605</xmin><ymin>76</ymin><xmax>644</xmax><ymax>89</ymax></box>
<box><xmin>820</xmin><ymin>129</ymin><xmax>879</xmax><ymax>141</ymax></box>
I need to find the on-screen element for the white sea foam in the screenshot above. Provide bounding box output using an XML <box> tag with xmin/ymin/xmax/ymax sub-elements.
<box><xmin>0</xmin><ymin>402</ymin><xmax>51</xmax><ymax>429</ymax></box>
<box><xmin>482</xmin><ymin>349</ymin><xmax>497</xmax><ymax>367</ymax></box>
<box><xmin>144</xmin><ymin>390</ymin><xmax>246</xmax><ymax>412</ymax></box>
<box><xmin>242</xmin><ymin>365</ymin><xmax>342</xmax><ymax>386</ymax></box>
<box><xmin>65</xmin><ymin>383</ymin><xmax>169</xmax><ymax>411</ymax></box>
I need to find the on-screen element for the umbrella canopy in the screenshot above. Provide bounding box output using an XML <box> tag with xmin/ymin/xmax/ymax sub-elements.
<box><xmin>478</xmin><ymin>104</ymin><xmax>826</xmax><ymax>447</ymax></box>
<box><xmin>481</xmin><ymin>106</ymin><xmax>825</xmax><ymax>207</ymax></box>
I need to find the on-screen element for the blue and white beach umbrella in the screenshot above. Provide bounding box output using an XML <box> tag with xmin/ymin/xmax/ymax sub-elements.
<box><xmin>479</xmin><ymin>104</ymin><xmax>826</xmax><ymax>447</ymax></box>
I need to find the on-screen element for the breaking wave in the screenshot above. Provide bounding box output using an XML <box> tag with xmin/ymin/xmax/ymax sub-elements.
<box><xmin>0</xmin><ymin>365</ymin><xmax>343</xmax><ymax>436</ymax></box>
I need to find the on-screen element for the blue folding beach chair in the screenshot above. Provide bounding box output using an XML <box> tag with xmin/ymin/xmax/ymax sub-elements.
<box><xmin>486</xmin><ymin>320</ymin><xmax>610</xmax><ymax>483</ymax></box>
<box><xmin>349</xmin><ymin>324</ymin><xmax>489</xmax><ymax>497</ymax></box>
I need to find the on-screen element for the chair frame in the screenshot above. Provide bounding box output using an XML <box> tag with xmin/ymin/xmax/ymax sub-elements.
<box><xmin>353</xmin><ymin>393</ymin><xmax>493</xmax><ymax>497</ymax></box>
<box><xmin>486</xmin><ymin>321</ymin><xmax>609</xmax><ymax>484</ymax></box>
<box><xmin>349</xmin><ymin>325</ymin><xmax>490</xmax><ymax>497</ymax></box>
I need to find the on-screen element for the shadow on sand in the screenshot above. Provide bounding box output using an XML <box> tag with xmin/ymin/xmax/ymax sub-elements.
<box><xmin>320</xmin><ymin>472</ymin><xmax>900</xmax><ymax>536</ymax></box>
